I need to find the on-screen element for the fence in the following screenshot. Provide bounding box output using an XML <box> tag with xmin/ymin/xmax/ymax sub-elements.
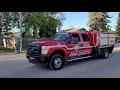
<box><xmin>0</xmin><ymin>37</ymin><xmax>50</xmax><ymax>50</ymax></box>
<box><xmin>0</xmin><ymin>37</ymin><xmax>16</xmax><ymax>48</ymax></box>
<box><xmin>22</xmin><ymin>38</ymin><xmax>40</xmax><ymax>50</ymax></box>
<box><xmin>0</xmin><ymin>37</ymin><xmax>3</xmax><ymax>46</ymax></box>
<box><xmin>22</xmin><ymin>38</ymin><xmax>50</xmax><ymax>50</ymax></box>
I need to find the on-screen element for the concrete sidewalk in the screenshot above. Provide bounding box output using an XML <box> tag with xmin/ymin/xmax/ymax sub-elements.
<box><xmin>0</xmin><ymin>53</ymin><xmax>26</xmax><ymax>61</ymax></box>
<box><xmin>0</xmin><ymin>51</ymin><xmax>14</xmax><ymax>55</ymax></box>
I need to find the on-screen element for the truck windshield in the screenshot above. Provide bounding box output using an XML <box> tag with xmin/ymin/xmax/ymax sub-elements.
<box><xmin>51</xmin><ymin>34</ymin><xmax>69</xmax><ymax>41</ymax></box>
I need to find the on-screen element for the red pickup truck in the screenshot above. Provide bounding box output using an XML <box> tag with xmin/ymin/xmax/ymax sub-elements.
<box><xmin>26</xmin><ymin>29</ymin><xmax>116</xmax><ymax>70</ymax></box>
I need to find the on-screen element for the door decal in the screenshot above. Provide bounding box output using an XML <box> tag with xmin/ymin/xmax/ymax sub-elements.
<box><xmin>69</xmin><ymin>50</ymin><xmax>91</xmax><ymax>57</ymax></box>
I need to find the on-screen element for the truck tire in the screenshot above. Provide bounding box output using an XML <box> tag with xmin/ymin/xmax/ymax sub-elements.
<box><xmin>92</xmin><ymin>48</ymin><xmax>99</xmax><ymax>58</ymax></box>
<box><xmin>49</xmin><ymin>54</ymin><xmax>64</xmax><ymax>70</ymax></box>
<box><xmin>101</xmin><ymin>48</ymin><xmax>109</xmax><ymax>59</ymax></box>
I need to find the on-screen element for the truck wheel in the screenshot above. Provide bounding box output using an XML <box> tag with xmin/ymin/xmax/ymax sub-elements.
<box><xmin>102</xmin><ymin>48</ymin><xmax>109</xmax><ymax>59</ymax></box>
<box><xmin>49</xmin><ymin>54</ymin><xmax>63</xmax><ymax>70</ymax></box>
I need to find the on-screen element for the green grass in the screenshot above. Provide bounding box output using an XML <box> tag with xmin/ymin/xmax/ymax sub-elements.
<box><xmin>0</xmin><ymin>46</ymin><xmax>27</xmax><ymax>53</ymax></box>
<box><xmin>21</xmin><ymin>50</ymin><xmax>27</xmax><ymax>53</ymax></box>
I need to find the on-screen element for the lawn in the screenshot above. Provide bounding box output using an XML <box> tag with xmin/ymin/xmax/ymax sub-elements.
<box><xmin>0</xmin><ymin>46</ymin><xmax>27</xmax><ymax>53</ymax></box>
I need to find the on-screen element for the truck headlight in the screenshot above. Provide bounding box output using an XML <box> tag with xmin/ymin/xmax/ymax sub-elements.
<box><xmin>41</xmin><ymin>46</ymin><xmax>50</xmax><ymax>54</ymax></box>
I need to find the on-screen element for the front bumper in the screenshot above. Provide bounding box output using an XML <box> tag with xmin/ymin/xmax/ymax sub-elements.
<box><xmin>26</xmin><ymin>54</ymin><xmax>50</xmax><ymax>65</ymax></box>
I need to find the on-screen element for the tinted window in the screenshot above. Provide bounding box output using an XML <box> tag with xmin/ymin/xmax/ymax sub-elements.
<box><xmin>68</xmin><ymin>34</ymin><xmax>80</xmax><ymax>44</ymax></box>
<box><xmin>81</xmin><ymin>34</ymin><xmax>89</xmax><ymax>41</ymax></box>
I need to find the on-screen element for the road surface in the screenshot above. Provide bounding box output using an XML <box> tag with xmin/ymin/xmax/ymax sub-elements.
<box><xmin>0</xmin><ymin>43</ymin><xmax>120</xmax><ymax>78</ymax></box>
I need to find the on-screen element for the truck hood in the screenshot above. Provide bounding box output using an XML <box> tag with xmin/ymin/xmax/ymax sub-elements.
<box><xmin>32</xmin><ymin>40</ymin><xmax>63</xmax><ymax>46</ymax></box>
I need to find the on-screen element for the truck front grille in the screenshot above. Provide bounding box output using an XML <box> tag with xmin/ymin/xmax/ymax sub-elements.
<box><xmin>27</xmin><ymin>44</ymin><xmax>41</xmax><ymax>56</ymax></box>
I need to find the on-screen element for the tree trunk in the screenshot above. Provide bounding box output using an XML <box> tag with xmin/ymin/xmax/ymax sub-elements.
<box><xmin>19</xmin><ymin>12</ymin><xmax>23</xmax><ymax>52</ymax></box>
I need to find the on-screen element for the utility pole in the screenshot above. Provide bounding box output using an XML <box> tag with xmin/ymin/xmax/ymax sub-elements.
<box><xmin>19</xmin><ymin>12</ymin><xmax>22</xmax><ymax>52</ymax></box>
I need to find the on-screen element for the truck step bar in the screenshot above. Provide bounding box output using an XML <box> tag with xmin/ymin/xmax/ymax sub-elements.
<box><xmin>67</xmin><ymin>56</ymin><xmax>92</xmax><ymax>62</ymax></box>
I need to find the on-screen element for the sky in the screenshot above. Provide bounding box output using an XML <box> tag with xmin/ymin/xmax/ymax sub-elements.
<box><xmin>61</xmin><ymin>12</ymin><xmax>119</xmax><ymax>31</ymax></box>
<box><xmin>12</xmin><ymin>12</ymin><xmax>119</xmax><ymax>32</ymax></box>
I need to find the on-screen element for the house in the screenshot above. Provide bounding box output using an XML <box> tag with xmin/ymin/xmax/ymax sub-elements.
<box><xmin>13</xmin><ymin>32</ymin><xmax>20</xmax><ymax>38</ymax></box>
<box><xmin>59</xmin><ymin>28</ymin><xmax>87</xmax><ymax>32</ymax></box>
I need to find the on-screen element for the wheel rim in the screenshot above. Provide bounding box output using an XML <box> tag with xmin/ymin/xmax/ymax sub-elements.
<box><xmin>105</xmin><ymin>49</ymin><xmax>109</xmax><ymax>57</ymax></box>
<box><xmin>54</xmin><ymin>58</ymin><xmax>62</xmax><ymax>68</ymax></box>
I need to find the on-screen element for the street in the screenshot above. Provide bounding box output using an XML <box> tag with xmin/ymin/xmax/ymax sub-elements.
<box><xmin>0</xmin><ymin>43</ymin><xmax>120</xmax><ymax>78</ymax></box>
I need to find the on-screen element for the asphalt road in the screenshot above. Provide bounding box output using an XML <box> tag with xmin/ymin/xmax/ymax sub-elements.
<box><xmin>0</xmin><ymin>43</ymin><xmax>120</xmax><ymax>78</ymax></box>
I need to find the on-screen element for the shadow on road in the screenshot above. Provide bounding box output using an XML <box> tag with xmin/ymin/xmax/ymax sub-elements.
<box><xmin>33</xmin><ymin>57</ymin><xmax>105</xmax><ymax>71</ymax></box>
<box><xmin>64</xmin><ymin>57</ymin><xmax>101</xmax><ymax>68</ymax></box>
<box><xmin>30</xmin><ymin>51</ymin><xmax>116</xmax><ymax>71</ymax></box>
<box><xmin>0</xmin><ymin>51</ymin><xmax>117</xmax><ymax>72</ymax></box>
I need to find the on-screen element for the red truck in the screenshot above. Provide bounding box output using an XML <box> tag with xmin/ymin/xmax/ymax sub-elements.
<box><xmin>26</xmin><ymin>29</ymin><xmax>116</xmax><ymax>70</ymax></box>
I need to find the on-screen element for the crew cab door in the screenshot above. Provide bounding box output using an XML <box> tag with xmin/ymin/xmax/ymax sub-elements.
<box><xmin>79</xmin><ymin>33</ymin><xmax>92</xmax><ymax>56</ymax></box>
<box><xmin>66</xmin><ymin>33</ymin><xmax>80</xmax><ymax>59</ymax></box>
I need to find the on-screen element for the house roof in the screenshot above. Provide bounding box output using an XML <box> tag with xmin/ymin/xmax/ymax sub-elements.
<box><xmin>60</xmin><ymin>28</ymin><xmax>87</xmax><ymax>32</ymax></box>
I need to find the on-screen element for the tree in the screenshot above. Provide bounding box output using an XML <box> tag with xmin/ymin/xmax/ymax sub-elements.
<box><xmin>10</xmin><ymin>12</ymin><xmax>65</xmax><ymax>38</ymax></box>
<box><xmin>0</xmin><ymin>12</ymin><xmax>13</xmax><ymax>36</ymax></box>
<box><xmin>19</xmin><ymin>12</ymin><xmax>23</xmax><ymax>52</ymax></box>
<box><xmin>0</xmin><ymin>12</ymin><xmax>65</xmax><ymax>39</ymax></box>
<box><xmin>33</xmin><ymin>12</ymin><xmax>65</xmax><ymax>38</ymax></box>
<box><xmin>88</xmin><ymin>12</ymin><xmax>111</xmax><ymax>32</ymax></box>
<box><xmin>0</xmin><ymin>24</ymin><xmax>2</xmax><ymax>36</ymax></box>
<box><xmin>115</xmin><ymin>12</ymin><xmax>120</xmax><ymax>37</ymax></box>
<box><xmin>0</xmin><ymin>12</ymin><xmax>13</xmax><ymax>48</ymax></box>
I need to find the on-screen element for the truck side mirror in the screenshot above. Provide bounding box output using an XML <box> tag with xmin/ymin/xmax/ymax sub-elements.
<box><xmin>68</xmin><ymin>40</ymin><xmax>71</xmax><ymax>44</ymax></box>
